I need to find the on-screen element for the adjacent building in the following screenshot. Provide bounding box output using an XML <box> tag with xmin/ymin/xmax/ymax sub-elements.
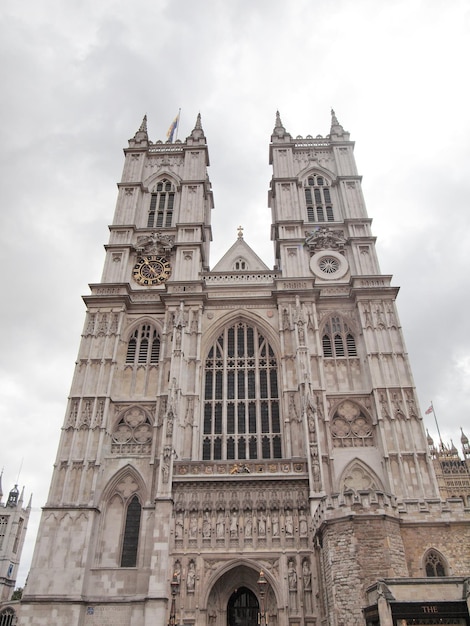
<box><xmin>0</xmin><ymin>476</ymin><xmax>30</xmax><ymax>625</ymax></box>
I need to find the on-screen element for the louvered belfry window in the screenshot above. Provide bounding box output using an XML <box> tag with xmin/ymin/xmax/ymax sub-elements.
<box><xmin>126</xmin><ymin>325</ymin><xmax>160</xmax><ymax>365</ymax></box>
<box><xmin>322</xmin><ymin>316</ymin><xmax>357</xmax><ymax>358</ymax></box>
<box><xmin>147</xmin><ymin>179</ymin><xmax>175</xmax><ymax>228</ymax></box>
<box><xmin>203</xmin><ymin>322</ymin><xmax>282</xmax><ymax>461</ymax></box>
<box><xmin>305</xmin><ymin>175</ymin><xmax>334</xmax><ymax>223</ymax></box>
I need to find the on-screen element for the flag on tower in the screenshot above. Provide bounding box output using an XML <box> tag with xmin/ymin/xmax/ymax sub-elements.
<box><xmin>425</xmin><ymin>405</ymin><xmax>433</xmax><ymax>414</ymax></box>
<box><xmin>166</xmin><ymin>112</ymin><xmax>180</xmax><ymax>143</ymax></box>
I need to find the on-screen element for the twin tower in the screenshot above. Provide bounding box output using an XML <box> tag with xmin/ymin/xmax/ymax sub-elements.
<box><xmin>15</xmin><ymin>112</ymin><xmax>470</xmax><ymax>625</ymax></box>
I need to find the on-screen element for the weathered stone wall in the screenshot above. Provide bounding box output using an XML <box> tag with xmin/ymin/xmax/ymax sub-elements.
<box><xmin>401</xmin><ymin>520</ymin><xmax>470</xmax><ymax>577</ymax></box>
<box><xmin>319</xmin><ymin>514</ymin><xmax>407</xmax><ymax>626</ymax></box>
<box><xmin>18</xmin><ymin>603</ymin><xmax>82</xmax><ymax>626</ymax></box>
<box><xmin>320</xmin><ymin>519</ymin><xmax>365</xmax><ymax>626</ymax></box>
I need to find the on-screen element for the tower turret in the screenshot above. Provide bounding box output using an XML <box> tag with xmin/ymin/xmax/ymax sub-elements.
<box><xmin>0</xmin><ymin>480</ymin><xmax>30</xmax><ymax>604</ymax></box>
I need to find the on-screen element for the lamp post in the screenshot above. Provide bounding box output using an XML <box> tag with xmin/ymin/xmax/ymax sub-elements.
<box><xmin>168</xmin><ymin>571</ymin><xmax>180</xmax><ymax>626</ymax></box>
<box><xmin>257</xmin><ymin>570</ymin><xmax>267</xmax><ymax>626</ymax></box>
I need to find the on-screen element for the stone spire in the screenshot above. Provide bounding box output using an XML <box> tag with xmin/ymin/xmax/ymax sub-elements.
<box><xmin>139</xmin><ymin>114</ymin><xmax>148</xmax><ymax>133</ymax></box>
<box><xmin>329</xmin><ymin>108</ymin><xmax>350</xmax><ymax>141</ymax></box>
<box><xmin>188</xmin><ymin>112</ymin><xmax>206</xmax><ymax>143</ymax></box>
<box><xmin>271</xmin><ymin>110</ymin><xmax>291</xmax><ymax>142</ymax></box>
<box><xmin>462</xmin><ymin>428</ymin><xmax>470</xmax><ymax>459</ymax></box>
<box><xmin>461</xmin><ymin>428</ymin><xmax>469</xmax><ymax>446</ymax></box>
<box><xmin>129</xmin><ymin>114</ymin><xmax>149</xmax><ymax>147</ymax></box>
<box><xmin>275</xmin><ymin>110</ymin><xmax>284</xmax><ymax>131</ymax></box>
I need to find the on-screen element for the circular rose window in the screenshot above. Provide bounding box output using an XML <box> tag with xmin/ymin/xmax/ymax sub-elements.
<box><xmin>319</xmin><ymin>256</ymin><xmax>340</xmax><ymax>274</ymax></box>
<box><xmin>309</xmin><ymin>250</ymin><xmax>349</xmax><ymax>280</ymax></box>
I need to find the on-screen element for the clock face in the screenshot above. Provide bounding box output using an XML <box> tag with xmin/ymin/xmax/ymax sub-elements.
<box><xmin>132</xmin><ymin>255</ymin><xmax>171</xmax><ymax>286</ymax></box>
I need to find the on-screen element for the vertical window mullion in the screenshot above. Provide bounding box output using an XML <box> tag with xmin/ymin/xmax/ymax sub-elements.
<box><xmin>203</xmin><ymin>324</ymin><xmax>281</xmax><ymax>461</ymax></box>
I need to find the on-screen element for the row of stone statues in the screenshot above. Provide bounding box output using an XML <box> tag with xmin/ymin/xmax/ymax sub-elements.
<box><xmin>175</xmin><ymin>508</ymin><xmax>309</xmax><ymax>540</ymax></box>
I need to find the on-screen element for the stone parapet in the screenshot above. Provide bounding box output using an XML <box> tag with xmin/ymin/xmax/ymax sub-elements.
<box><xmin>312</xmin><ymin>490</ymin><xmax>470</xmax><ymax>530</ymax></box>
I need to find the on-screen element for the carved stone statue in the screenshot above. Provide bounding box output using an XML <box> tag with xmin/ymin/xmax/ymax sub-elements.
<box><xmin>186</xmin><ymin>560</ymin><xmax>196</xmax><ymax>592</ymax></box>
<box><xmin>288</xmin><ymin>559</ymin><xmax>297</xmax><ymax>591</ymax></box>
<box><xmin>230</xmin><ymin>511</ymin><xmax>238</xmax><ymax>538</ymax></box>
<box><xmin>216</xmin><ymin>512</ymin><xmax>225</xmax><ymax>538</ymax></box>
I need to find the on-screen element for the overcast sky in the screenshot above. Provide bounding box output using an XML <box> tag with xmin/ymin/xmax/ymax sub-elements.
<box><xmin>1</xmin><ymin>0</ymin><xmax>469</xmax><ymax>587</ymax></box>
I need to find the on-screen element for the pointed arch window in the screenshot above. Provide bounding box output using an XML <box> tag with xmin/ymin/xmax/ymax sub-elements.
<box><xmin>322</xmin><ymin>316</ymin><xmax>357</xmax><ymax>358</ymax></box>
<box><xmin>126</xmin><ymin>325</ymin><xmax>160</xmax><ymax>365</ymax></box>
<box><xmin>0</xmin><ymin>608</ymin><xmax>16</xmax><ymax>626</ymax></box>
<box><xmin>147</xmin><ymin>179</ymin><xmax>175</xmax><ymax>228</ymax></box>
<box><xmin>424</xmin><ymin>549</ymin><xmax>447</xmax><ymax>577</ymax></box>
<box><xmin>120</xmin><ymin>495</ymin><xmax>141</xmax><ymax>567</ymax></box>
<box><xmin>234</xmin><ymin>258</ymin><xmax>248</xmax><ymax>270</ymax></box>
<box><xmin>0</xmin><ymin>516</ymin><xmax>7</xmax><ymax>550</ymax></box>
<box><xmin>203</xmin><ymin>322</ymin><xmax>282</xmax><ymax>461</ymax></box>
<box><xmin>305</xmin><ymin>174</ymin><xmax>334</xmax><ymax>223</ymax></box>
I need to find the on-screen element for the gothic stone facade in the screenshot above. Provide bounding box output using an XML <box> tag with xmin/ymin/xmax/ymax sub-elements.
<box><xmin>18</xmin><ymin>113</ymin><xmax>470</xmax><ymax>626</ymax></box>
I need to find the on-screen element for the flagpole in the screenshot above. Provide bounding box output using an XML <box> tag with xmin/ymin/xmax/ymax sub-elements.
<box><xmin>429</xmin><ymin>401</ymin><xmax>443</xmax><ymax>446</ymax></box>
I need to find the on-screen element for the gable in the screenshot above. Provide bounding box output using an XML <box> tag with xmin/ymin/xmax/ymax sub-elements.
<box><xmin>211</xmin><ymin>237</ymin><xmax>270</xmax><ymax>272</ymax></box>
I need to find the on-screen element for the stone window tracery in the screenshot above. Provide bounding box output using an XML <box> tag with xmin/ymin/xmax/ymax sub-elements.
<box><xmin>147</xmin><ymin>178</ymin><xmax>175</xmax><ymax>228</ymax></box>
<box><xmin>330</xmin><ymin>401</ymin><xmax>373</xmax><ymax>447</ymax></box>
<box><xmin>203</xmin><ymin>322</ymin><xmax>282</xmax><ymax>461</ymax></box>
<box><xmin>322</xmin><ymin>316</ymin><xmax>357</xmax><ymax>358</ymax></box>
<box><xmin>424</xmin><ymin>549</ymin><xmax>447</xmax><ymax>577</ymax></box>
<box><xmin>304</xmin><ymin>174</ymin><xmax>334</xmax><ymax>223</ymax></box>
<box><xmin>0</xmin><ymin>608</ymin><xmax>16</xmax><ymax>626</ymax></box>
<box><xmin>126</xmin><ymin>325</ymin><xmax>160</xmax><ymax>365</ymax></box>
<box><xmin>111</xmin><ymin>406</ymin><xmax>153</xmax><ymax>454</ymax></box>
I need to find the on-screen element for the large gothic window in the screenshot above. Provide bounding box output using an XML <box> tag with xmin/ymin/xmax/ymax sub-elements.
<box><xmin>304</xmin><ymin>174</ymin><xmax>334</xmax><ymax>223</ymax></box>
<box><xmin>147</xmin><ymin>179</ymin><xmax>175</xmax><ymax>228</ymax></box>
<box><xmin>126</xmin><ymin>325</ymin><xmax>160</xmax><ymax>365</ymax></box>
<box><xmin>203</xmin><ymin>322</ymin><xmax>282</xmax><ymax>461</ymax></box>
<box><xmin>322</xmin><ymin>316</ymin><xmax>357</xmax><ymax>358</ymax></box>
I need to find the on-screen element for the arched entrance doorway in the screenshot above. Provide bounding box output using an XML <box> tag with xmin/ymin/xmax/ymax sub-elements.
<box><xmin>205</xmin><ymin>563</ymin><xmax>280</xmax><ymax>626</ymax></box>
<box><xmin>227</xmin><ymin>587</ymin><xmax>259</xmax><ymax>626</ymax></box>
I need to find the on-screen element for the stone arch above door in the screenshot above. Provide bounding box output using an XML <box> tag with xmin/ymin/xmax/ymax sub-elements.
<box><xmin>204</xmin><ymin>562</ymin><xmax>281</xmax><ymax>626</ymax></box>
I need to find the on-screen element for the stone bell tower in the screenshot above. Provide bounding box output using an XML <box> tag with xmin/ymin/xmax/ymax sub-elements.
<box><xmin>0</xmin><ymin>476</ymin><xmax>30</xmax><ymax>604</ymax></box>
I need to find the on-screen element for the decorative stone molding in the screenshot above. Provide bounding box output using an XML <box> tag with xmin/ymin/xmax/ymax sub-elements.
<box><xmin>134</xmin><ymin>231</ymin><xmax>175</xmax><ymax>255</ymax></box>
<box><xmin>305</xmin><ymin>226</ymin><xmax>346</xmax><ymax>253</ymax></box>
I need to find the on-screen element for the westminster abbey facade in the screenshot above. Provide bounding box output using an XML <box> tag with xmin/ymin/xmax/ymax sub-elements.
<box><xmin>16</xmin><ymin>113</ymin><xmax>470</xmax><ymax>625</ymax></box>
